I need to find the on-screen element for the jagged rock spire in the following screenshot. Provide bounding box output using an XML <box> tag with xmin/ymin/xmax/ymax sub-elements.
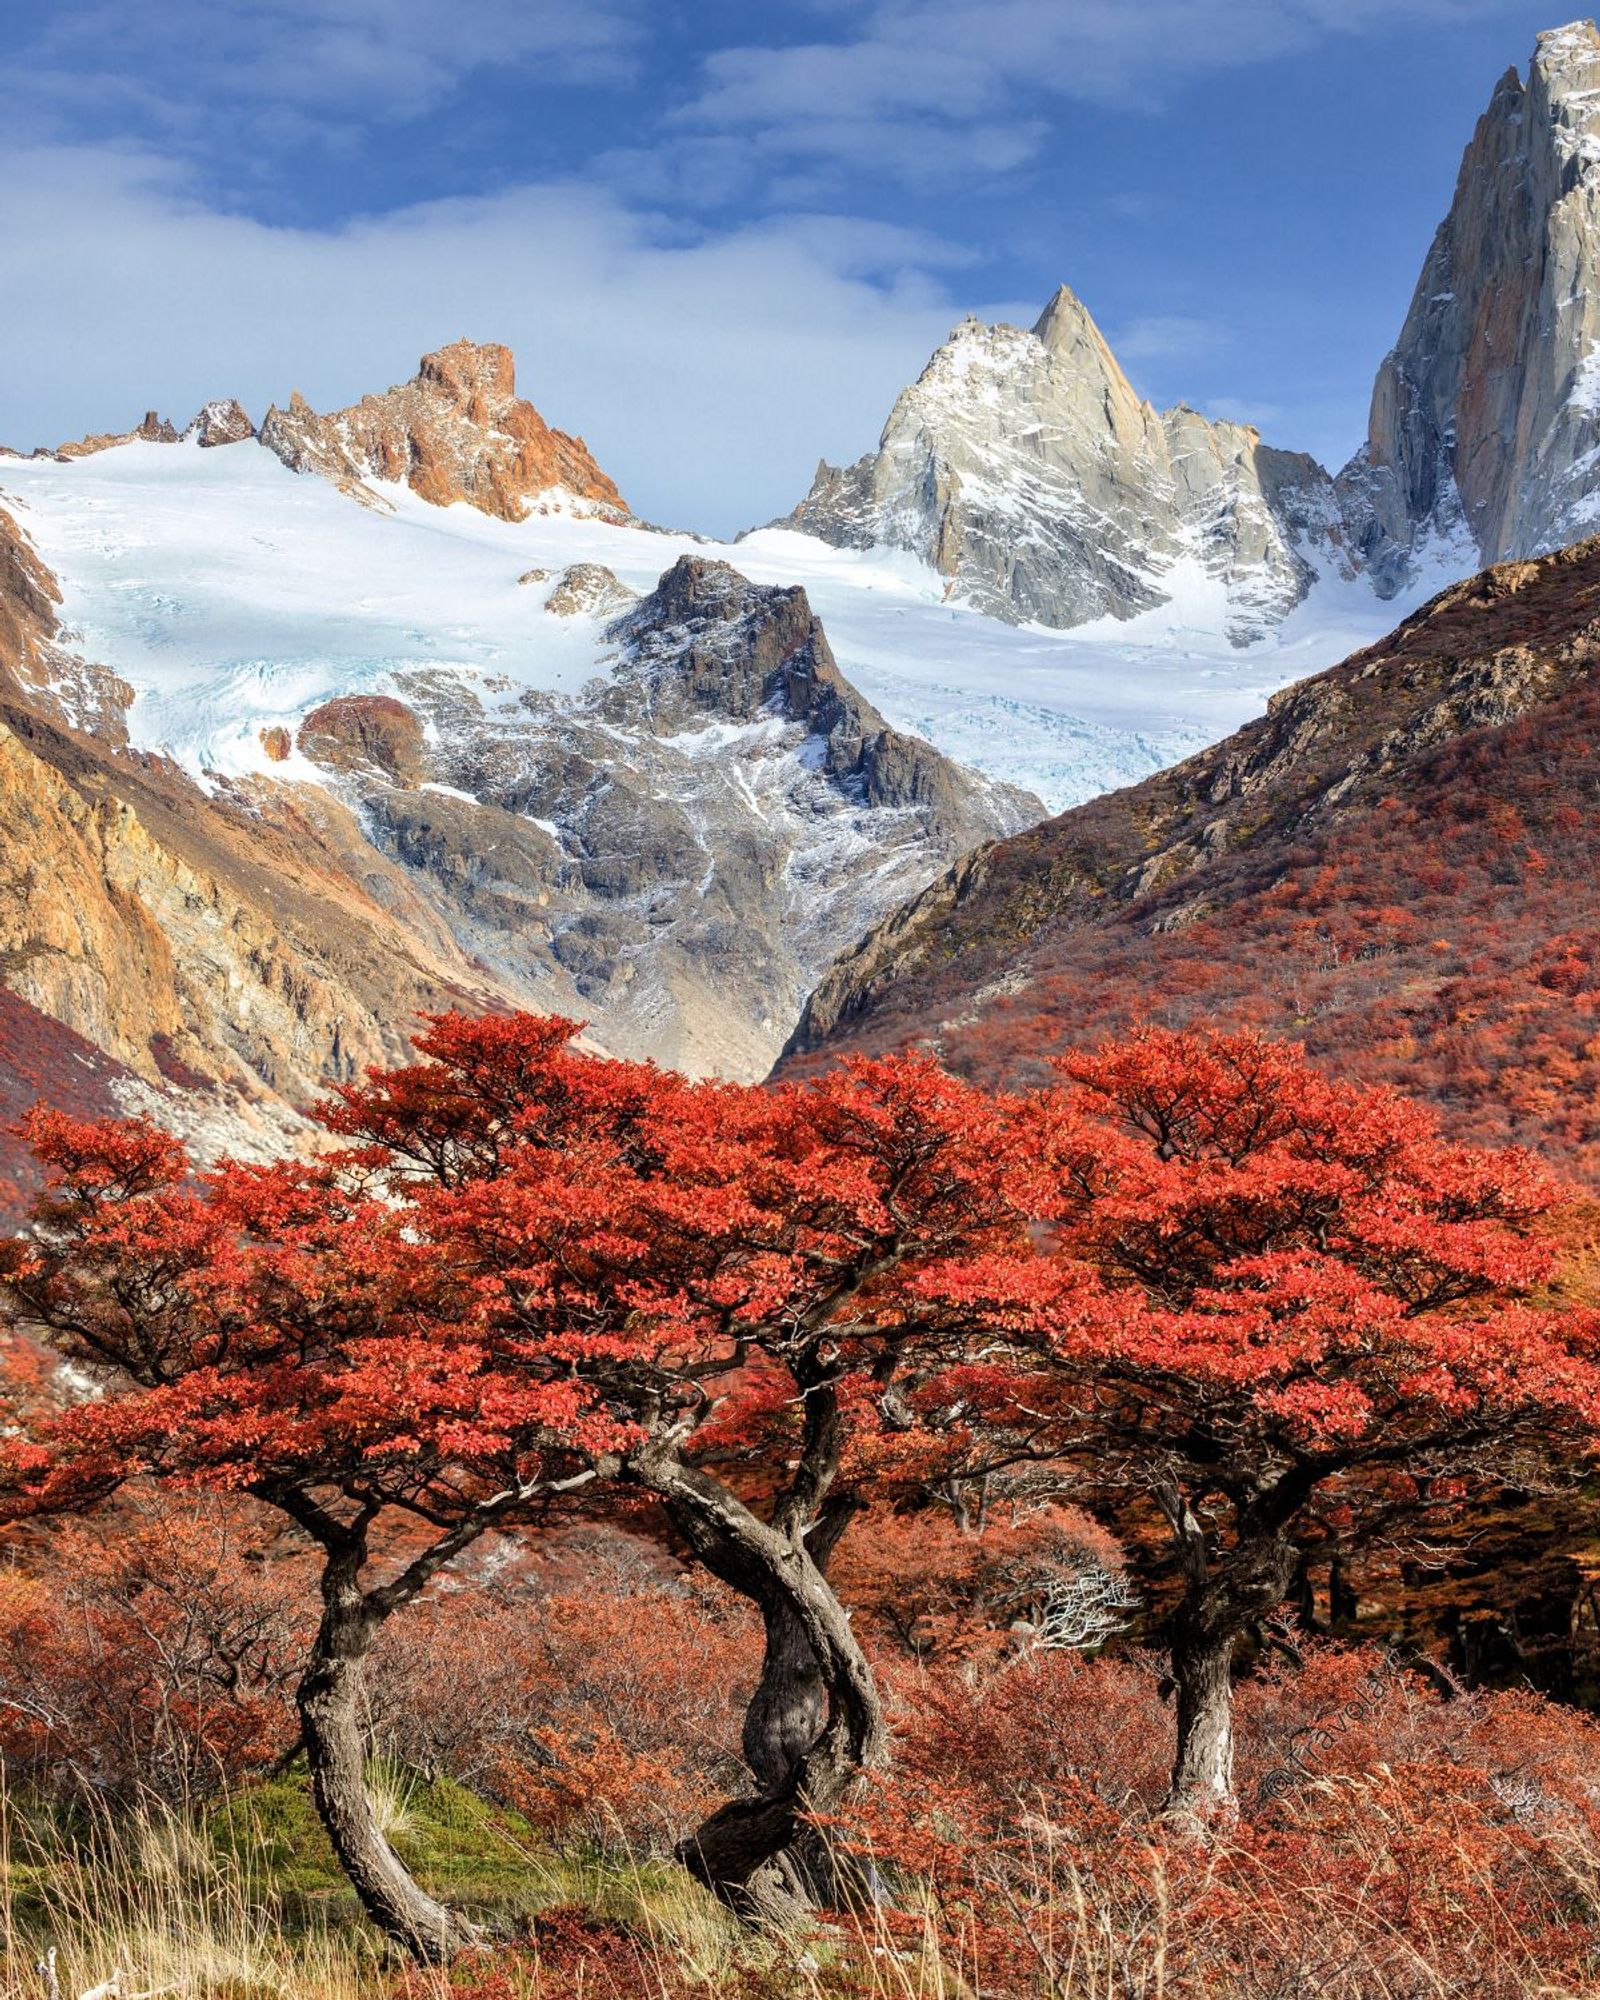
<box><xmin>780</xmin><ymin>284</ymin><xmax>1345</xmax><ymax>641</ymax></box>
<box><xmin>260</xmin><ymin>339</ymin><xmax>629</xmax><ymax>521</ymax></box>
<box><xmin>1343</xmin><ymin>19</ymin><xmax>1600</xmax><ymax>580</ymax></box>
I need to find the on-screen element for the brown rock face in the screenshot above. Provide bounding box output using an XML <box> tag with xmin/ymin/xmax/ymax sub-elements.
<box><xmin>56</xmin><ymin>410</ymin><xmax>180</xmax><ymax>458</ymax></box>
<box><xmin>259</xmin><ymin>340</ymin><xmax>628</xmax><ymax>521</ymax></box>
<box><xmin>184</xmin><ymin>399</ymin><xmax>255</xmax><ymax>447</ymax></box>
<box><xmin>0</xmin><ymin>509</ymin><xmax>512</xmax><ymax>1130</ymax></box>
<box><xmin>298</xmin><ymin>695</ymin><xmax>428</xmax><ymax>786</ymax></box>
<box><xmin>258</xmin><ymin>725</ymin><xmax>292</xmax><ymax>762</ymax></box>
<box><xmin>0</xmin><ymin>506</ymin><xmax>132</xmax><ymax>741</ymax></box>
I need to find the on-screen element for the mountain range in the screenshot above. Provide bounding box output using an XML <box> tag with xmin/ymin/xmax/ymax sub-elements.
<box><xmin>5</xmin><ymin>21</ymin><xmax>1600</xmax><ymax>1199</ymax></box>
<box><xmin>784</xmin><ymin>22</ymin><xmax>1600</xmax><ymax>643</ymax></box>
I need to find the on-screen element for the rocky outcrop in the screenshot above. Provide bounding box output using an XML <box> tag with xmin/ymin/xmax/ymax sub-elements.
<box><xmin>292</xmin><ymin>555</ymin><xmax>1037</xmax><ymax>1079</ymax></box>
<box><xmin>0</xmin><ymin>504</ymin><xmax>132</xmax><ymax>742</ymax></box>
<box><xmin>260</xmin><ymin>340</ymin><xmax>629</xmax><ymax>521</ymax></box>
<box><xmin>610</xmin><ymin>557</ymin><xmax>1019</xmax><ymax>839</ymax></box>
<box><xmin>55</xmin><ymin>411</ymin><xmax>180</xmax><ymax>458</ymax></box>
<box><xmin>183</xmin><ymin>399</ymin><xmax>255</xmax><ymax>447</ymax></box>
<box><xmin>298</xmin><ymin>695</ymin><xmax>428</xmax><ymax>785</ymax></box>
<box><xmin>544</xmin><ymin>563</ymin><xmax>638</xmax><ymax>618</ymax></box>
<box><xmin>781</xmin><ymin>286</ymin><xmax>1354</xmax><ymax>644</ymax></box>
<box><xmin>31</xmin><ymin>400</ymin><xmax>252</xmax><ymax>461</ymax></box>
<box><xmin>1340</xmin><ymin>22</ymin><xmax>1600</xmax><ymax>583</ymax></box>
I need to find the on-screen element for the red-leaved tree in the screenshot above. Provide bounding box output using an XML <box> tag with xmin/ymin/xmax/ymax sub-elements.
<box><xmin>325</xmin><ymin>1015</ymin><xmax>1035</xmax><ymax>1919</ymax></box>
<box><xmin>0</xmin><ymin>1020</ymin><xmax>657</xmax><ymax>1960</ymax></box>
<box><xmin>0</xmin><ymin>1014</ymin><xmax>1036</xmax><ymax>1943</ymax></box>
<box><xmin>943</xmin><ymin>1029</ymin><xmax>1600</xmax><ymax>1816</ymax></box>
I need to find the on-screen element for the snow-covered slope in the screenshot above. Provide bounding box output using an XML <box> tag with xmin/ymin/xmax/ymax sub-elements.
<box><xmin>0</xmin><ymin>432</ymin><xmax>1034</xmax><ymax>1080</ymax></box>
<box><xmin>0</xmin><ymin>433</ymin><xmax>1432</xmax><ymax>818</ymax></box>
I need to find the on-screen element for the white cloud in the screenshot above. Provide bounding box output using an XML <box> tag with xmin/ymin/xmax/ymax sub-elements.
<box><xmin>670</xmin><ymin>0</ymin><xmax>1511</xmax><ymax>183</ymax></box>
<box><xmin>27</xmin><ymin>0</ymin><xmax>644</xmax><ymax>110</ymax></box>
<box><xmin>0</xmin><ymin>146</ymin><xmax>986</xmax><ymax>536</ymax></box>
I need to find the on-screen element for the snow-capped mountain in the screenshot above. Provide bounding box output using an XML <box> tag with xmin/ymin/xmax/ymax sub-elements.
<box><xmin>781</xmin><ymin>284</ymin><xmax>1354</xmax><ymax>647</ymax></box>
<box><xmin>0</xmin><ymin>350</ymin><xmax>1034</xmax><ymax>1100</ymax></box>
<box><xmin>780</xmin><ymin>21</ymin><xmax>1600</xmax><ymax>644</ymax></box>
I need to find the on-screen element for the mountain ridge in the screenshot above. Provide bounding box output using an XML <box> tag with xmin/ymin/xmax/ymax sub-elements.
<box><xmin>778</xmin><ymin>21</ymin><xmax>1600</xmax><ymax>647</ymax></box>
<box><xmin>4</xmin><ymin>339</ymin><xmax>631</xmax><ymax>527</ymax></box>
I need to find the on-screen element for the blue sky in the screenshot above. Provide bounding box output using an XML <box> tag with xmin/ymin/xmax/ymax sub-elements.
<box><xmin>0</xmin><ymin>0</ymin><xmax>1575</xmax><ymax>532</ymax></box>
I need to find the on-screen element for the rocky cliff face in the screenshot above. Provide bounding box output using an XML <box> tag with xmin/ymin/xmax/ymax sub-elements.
<box><xmin>260</xmin><ymin>340</ymin><xmax>628</xmax><ymax>520</ymax></box>
<box><xmin>294</xmin><ymin>555</ymin><xmax>1034</xmax><ymax>1079</ymax></box>
<box><xmin>782</xmin><ymin>286</ymin><xmax>1351</xmax><ymax>644</ymax></box>
<box><xmin>1343</xmin><ymin>22</ymin><xmax>1600</xmax><ymax>582</ymax></box>
<box><xmin>0</xmin><ymin>504</ymin><xmax>527</xmax><ymax>1166</ymax></box>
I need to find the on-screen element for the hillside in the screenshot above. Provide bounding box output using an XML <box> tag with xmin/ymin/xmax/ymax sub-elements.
<box><xmin>786</xmin><ymin>536</ymin><xmax>1600</xmax><ymax>1178</ymax></box>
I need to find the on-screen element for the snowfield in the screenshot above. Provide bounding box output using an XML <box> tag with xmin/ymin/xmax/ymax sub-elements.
<box><xmin>1</xmin><ymin>437</ymin><xmax>1452</xmax><ymax>814</ymax></box>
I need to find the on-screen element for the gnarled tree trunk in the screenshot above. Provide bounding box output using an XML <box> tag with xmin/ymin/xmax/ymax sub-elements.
<box><xmin>741</xmin><ymin>1496</ymin><xmax>855</xmax><ymax>1792</ymax></box>
<box><xmin>298</xmin><ymin>1557</ymin><xmax>481</xmax><ymax>1964</ymax></box>
<box><xmin>1157</xmin><ymin>1474</ymin><xmax>1304</xmax><ymax>1822</ymax></box>
<box><xmin>1166</xmin><ymin>1614</ymin><xmax>1240</xmax><ymax>1816</ymax></box>
<box><xmin>274</xmin><ymin>1490</ymin><xmax>519</xmax><ymax>1965</ymax></box>
<box><xmin>631</xmin><ymin>1445</ymin><xmax>885</xmax><ymax>1924</ymax></box>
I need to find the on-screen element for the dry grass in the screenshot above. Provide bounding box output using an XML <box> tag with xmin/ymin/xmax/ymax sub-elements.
<box><xmin>0</xmin><ymin>1774</ymin><xmax>1595</xmax><ymax>2000</ymax></box>
<box><xmin>0</xmin><ymin>1789</ymin><xmax>383</xmax><ymax>1999</ymax></box>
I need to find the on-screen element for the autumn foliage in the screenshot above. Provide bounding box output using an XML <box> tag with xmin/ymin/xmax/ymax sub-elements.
<box><xmin>1</xmin><ymin>1012</ymin><xmax>1599</xmax><ymax>1992</ymax></box>
<box><xmin>857</xmin><ymin>672</ymin><xmax>1600</xmax><ymax>1184</ymax></box>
